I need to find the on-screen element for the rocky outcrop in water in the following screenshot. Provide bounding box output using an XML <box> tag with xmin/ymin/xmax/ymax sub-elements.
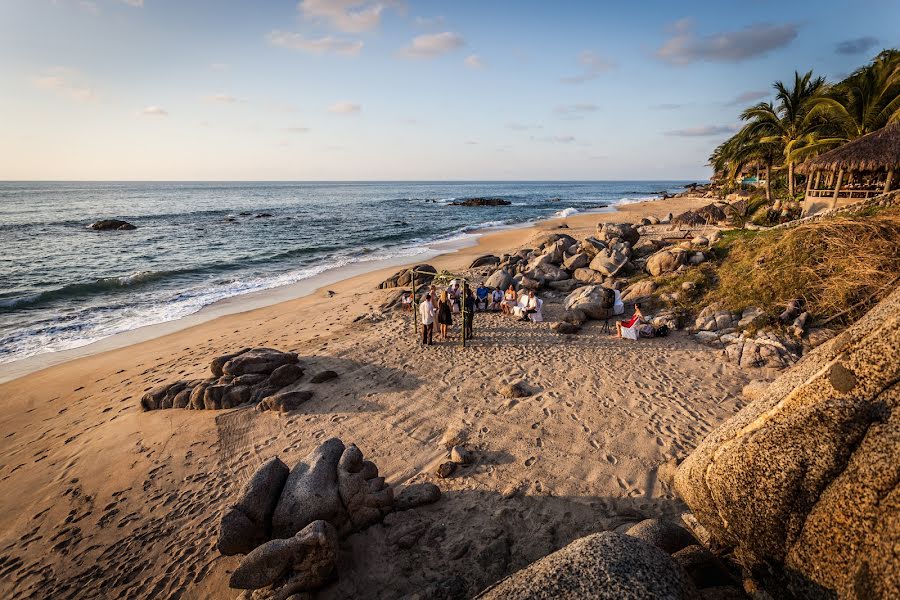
<box><xmin>675</xmin><ymin>286</ymin><xmax>900</xmax><ymax>598</ymax></box>
<box><xmin>140</xmin><ymin>348</ymin><xmax>312</xmax><ymax>412</ymax></box>
<box><xmin>449</xmin><ymin>198</ymin><xmax>511</xmax><ymax>206</ymax></box>
<box><xmin>90</xmin><ymin>219</ymin><xmax>136</xmax><ymax>231</ymax></box>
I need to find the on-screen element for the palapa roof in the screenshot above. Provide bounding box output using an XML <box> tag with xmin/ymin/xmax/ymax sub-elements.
<box><xmin>797</xmin><ymin>124</ymin><xmax>900</xmax><ymax>174</ymax></box>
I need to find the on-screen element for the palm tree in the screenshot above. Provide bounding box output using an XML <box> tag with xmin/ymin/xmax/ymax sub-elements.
<box><xmin>710</xmin><ymin>124</ymin><xmax>781</xmax><ymax>202</ymax></box>
<box><xmin>811</xmin><ymin>49</ymin><xmax>900</xmax><ymax>141</ymax></box>
<box><xmin>741</xmin><ymin>71</ymin><xmax>828</xmax><ymax>197</ymax></box>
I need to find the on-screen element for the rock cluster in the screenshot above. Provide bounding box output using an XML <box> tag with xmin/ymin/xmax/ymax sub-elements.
<box><xmin>675</xmin><ymin>286</ymin><xmax>900</xmax><ymax>598</ymax></box>
<box><xmin>378</xmin><ymin>264</ymin><xmax>436</xmax><ymax>289</ymax></box>
<box><xmin>692</xmin><ymin>305</ymin><xmax>804</xmax><ymax>370</ymax></box>
<box><xmin>140</xmin><ymin>348</ymin><xmax>330</xmax><ymax>413</ymax></box>
<box><xmin>673</xmin><ymin>204</ymin><xmax>729</xmax><ymax>226</ymax></box>
<box><xmin>220</xmin><ymin>438</ymin><xmax>441</xmax><ymax>598</ymax></box>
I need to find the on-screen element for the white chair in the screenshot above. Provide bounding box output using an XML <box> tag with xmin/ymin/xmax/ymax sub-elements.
<box><xmin>613</xmin><ymin>289</ymin><xmax>625</xmax><ymax>316</ymax></box>
<box><xmin>620</xmin><ymin>321</ymin><xmax>640</xmax><ymax>340</ymax></box>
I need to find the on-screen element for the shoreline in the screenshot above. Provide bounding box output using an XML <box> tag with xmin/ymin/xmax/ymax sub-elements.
<box><xmin>0</xmin><ymin>201</ymin><xmax>625</xmax><ymax>383</ymax></box>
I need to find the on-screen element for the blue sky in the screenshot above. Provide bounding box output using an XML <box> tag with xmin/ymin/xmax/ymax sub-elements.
<box><xmin>1</xmin><ymin>0</ymin><xmax>897</xmax><ymax>180</ymax></box>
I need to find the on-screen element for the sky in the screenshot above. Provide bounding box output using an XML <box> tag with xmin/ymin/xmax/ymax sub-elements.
<box><xmin>1</xmin><ymin>0</ymin><xmax>897</xmax><ymax>181</ymax></box>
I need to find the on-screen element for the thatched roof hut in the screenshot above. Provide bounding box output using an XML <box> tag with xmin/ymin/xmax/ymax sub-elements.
<box><xmin>798</xmin><ymin>124</ymin><xmax>897</xmax><ymax>215</ymax></box>
<box><xmin>797</xmin><ymin>124</ymin><xmax>900</xmax><ymax>174</ymax></box>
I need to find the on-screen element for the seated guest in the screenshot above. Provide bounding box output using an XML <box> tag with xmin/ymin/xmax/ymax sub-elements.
<box><xmin>502</xmin><ymin>285</ymin><xmax>517</xmax><ymax>314</ymax></box>
<box><xmin>617</xmin><ymin>303</ymin><xmax>645</xmax><ymax>339</ymax></box>
<box><xmin>401</xmin><ymin>292</ymin><xmax>413</xmax><ymax>311</ymax></box>
<box><xmin>489</xmin><ymin>288</ymin><xmax>503</xmax><ymax>311</ymax></box>
<box><xmin>448</xmin><ymin>280</ymin><xmax>462</xmax><ymax>314</ymax></box>
<box><xmin>613</xmin><ymin>288</ymin><xmax>625</xmax><ymax>315</ymax></box>
<box><xmin>517</xmin><ymin>290</ymin><xmax>540</xmax><ymax>321</ymax></box>
<box><xmin>475</xmin><ymin>283</ymin><xmax>490</xmax><ymax>312</ymax></box>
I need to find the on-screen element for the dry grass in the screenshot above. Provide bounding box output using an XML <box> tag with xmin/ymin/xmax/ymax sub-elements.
<box><xmin>702</xmin><ymin>208</ymin><xmax>900</xmax><ymax>324</ymax></box>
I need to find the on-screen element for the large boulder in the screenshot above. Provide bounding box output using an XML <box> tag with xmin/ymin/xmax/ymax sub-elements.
<box><xmin>470</xmin><ymin>255</ymin><xmax>500</xmax><ymax>268</ymax></box>
<box><xmin>646</xmin><ymin>248</ymin><xmax>689</xmax><ymax>276</ymax></box>
<box><xmin>597</xmin><ymin>222</ymin><xmax>640</xmax><ymax>246</ymax></box>
<box><xmin>218</xmin><ymin>457</ymin><xmax>290</xmax><ymax>556</ymax></box>
<box><xmin>229</xmin><ymin>520</ymin><xmax>337</xmax><ymax>593</ymax></box>
<box><xmin>485</xmin><ymin>269</ymin><xmax>514</xmax><ymax>291</ymax></box>
<box><xmin>572</xmin><ymin>268</ymin><xmax>605</xmax><ymax>284</ymax></box>
<box><xmin>378</xmin><ymin>264</ymin><xmax>436</xmax><ymax>289</ymax></box>
<box><xmin>477</xmin><ymin>531</ymin><xmax>697</xmax><ymax>599</ymax></box>
<box><xmin>625</xmin><ymin>518</ymin><xmax>695</xmax><ymax>554</ymax></box>
<box><xmin>562</xmin><ymin>252</ymin><xmax>590</xmax><ymax>271</ymax></box>
<box><xmin>272</xmin><ymin>439</ymin><xmax>393</xmax><ymax>539</ymax></box>
<box><xmin>622</xmin><ymin>279</ymin><xmax>656</xmax><ymax>303</ymax></box>
<box><xmin>589</xmin><ymin>245</ymin><xmax>629</xmax><ymax>277</ymax></box>
<box><xmin>564</xmin><ymin>285</ymin><xmax>615</xmax><ymax>320</ymax></box>
<box><xmin>579</xmin><ymin>237</ymin><xmax>606</xmax><ymax>258</ymax></box>
<box><xmin>674</xmin><ymin>287</ymin><xmax>900</xmax><ymax>599</ymax></box>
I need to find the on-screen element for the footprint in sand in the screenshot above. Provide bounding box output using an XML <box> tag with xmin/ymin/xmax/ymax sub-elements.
<box><xmin>605</xmin><ymin>454</ymin><xmax>618</xmax><ymax>465</ymax></box>
<box><xmin>524</xmin><ymin>456</ymin><xmax>536</xmax><ymax>467</ymax></box>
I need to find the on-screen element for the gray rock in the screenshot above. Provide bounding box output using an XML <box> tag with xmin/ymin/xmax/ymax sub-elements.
<box><xmin>470</xmin><ymin>255</ymin><xmax>500</xmax><ymax>268</ymax></box>
<box><xmin>672</xmin><ymin>545</ymin><xmax>734</xmax><ymax>589</ymax></box>
<box><xmin>437</xmin><ymin>461</ymin><xmax>458</xmax><ymax>478</ymax></box>
<box><xmin>562</xmin><ymin>252</ymin><xmax>589</xmax><ymax>270</ymax></box>
<box><xmin>269</xmin><ymin>364</ymin><xmax>305</xmax><ymax>388</ymax></box>
<box><xmin>450</xmin><ymin>445</ymin><xmax>475</xmax><ymax>464</ymax></box>
<box><xmin>90</xmin><ymin>219</ymin><xmax>136</xmax><ymax>231</ymax></box>
<box><xmin>589</xmin><ymin>247</ymin><xmax>629</xmax><ymax>277</ymax></box>
<box><xmin>485</xmin><ymin>269</ymin><xmax>514</xmax><ymax>291</ymax></box>
<box><xmin>597</xmin><ymin>222</ymin><xmax>640</xmax><ymax>245</ymax></box>
<box><xmin>564</xmin><ymin>285</ymin><xmax>615</xmax><ymax>320</ymax></box>
<box><xmin>572</xmin><ymin>267</ymin><xmax>605</xmax><ymax>284</ymax></box>
<box><xmin>309</xmin><ymin>370</ymin><xmax>338</xmax><ymax>384</ymax></box>
<box><xmin>211</xmin><ymin>348</ymin><xmax>252</xmax><ymax>377</ymax></box>
<box><xmin>675</xmin><ymin>286</ymin><xmax>900</xmax><ymax>599</ymax></box>
<box><xmin>625</xmin><ymin>518</ymin><xmax>696</xmax><ymax>553</ymax></box>
<box><xmin>499</xmin><ymin>381</ymin><xmax>530</xmax><ymax>398</ymax></box>
<box><xmin>258</xmin><ymin>391</ymin><xmax>313</xmax><ymax>413</ymax></box>
<box><xmin>395</xmin><ymin>483</ymin><xmax>442</xmax><ymax>510</ymax></box>
<box><xmin>645</xmin><ymin>248</ymin><xmax>688</xmax><ymax>276</ymax></box>
<box><xmin>272</xmin><ymin>439</ymin><xmax>346</xmax><ymax>539</ymax></box>
<box><xmin>622</xmin><ymin>280</ymin><xmax>656</xmax><ymax>303</ymax></box>
<box><xmin>550</xmin><ymin>321</ymin><xmax>580</xmax><ymax>334</ymax></box>
<box><xmin>336</xmin><ymin>443</ymin><xmax>394</xmax><ymax>533</ymax></box>
<box><xmin>223</xmin><ymin>348</ymin><xmax>299</xmax><ymax>377</ymax></box>
<box><xmin>476</xmin><ymin>531</ymin><xmax>698</xmax><ymax>599</ymax></box>
<box><xmin>378</xmin><ymin>264</ymin><xmax>436</xmax><ymax>289</ymax></box>
<box><xmin>229</xmin><ymin>520</ymin><xmax>337</xmax><ymax>592</ymax></box>
<box><xmin>218</xmin><ymin>456</ymin><xmax>290</xmax><ymax>556</ymax></box>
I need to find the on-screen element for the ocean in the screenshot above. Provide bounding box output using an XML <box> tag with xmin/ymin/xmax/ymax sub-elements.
<box><xmin>0</xmin><ymin>181</ymin><xmax>689</xmax><ymax>364</ymax></box>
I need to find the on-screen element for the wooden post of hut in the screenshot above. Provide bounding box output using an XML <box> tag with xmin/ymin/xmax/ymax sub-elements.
<box><xmin>805</xmin><ymin>170</ymin><xmax>815</xmax><ymax>197</ymax></box>
<box><xmin>886</xmin><ymin>169</ymin><xmax>895</xmax><ymax>194</ymax></box>
<box><xmin>831</xmin><ymin>169</ymin><xmax>844</xmax><ymax>209</ymax></box>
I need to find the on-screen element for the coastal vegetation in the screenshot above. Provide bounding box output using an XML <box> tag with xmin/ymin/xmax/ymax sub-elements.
<box><xmin>711</xmin><ymin>49</ymin><xmax>900</xmax><ymax>202</ymax></box>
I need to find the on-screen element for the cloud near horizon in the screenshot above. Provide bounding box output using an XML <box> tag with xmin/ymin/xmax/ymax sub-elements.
<box><xmin>560</xmin><ymin>50</ymin><xmax>614</xmax><ymax>83</ymax></box>
<box><xmin>666</xmin><ymin>124</ymin><xmax>736</xmax><ymax>137</ymax></box>
<box><xmin>657</xmin><ymin>19</ymin><xmax>798</xmax><ymax>64</ymax></box>
<box><xmin>206</xmin><ymin>93</ymin><xmax>238</xmax><ymax>104</ymax></box>
<box><xmin>328</xmin><ymin>101</ymin><xmax>361</xmax><ymax>114</ymax></box>
<box><xmin>835</xmin><ymin>36</ymin><xmax>879</xmax><ymax>55</ymax></box>
<box><xmin>554</xmin><ymin>103</ymin><xmax>599</xmax><ymax>117</ymax></box>
<box><xmin>400</xmin><ymin>32</ymin><xmax>465</xmax><ymax>58</ymax></box>
<box><xmin>31</xmin><ymin>68</ymin><xmax>96</xmax><ymax>102</ymax></box>
<box><xmin>298</xmin><ymin>0</ymin><xmax>387</xmax><ymax>33</ymax></box>
<box><xmin>266</xmin><ymin>30</ymin><xmax>363</xmax><ymax>55</ymax></box>
<box><xmin>140</xmin><ymin>106</ymin><xmax>168</xmax><ymax>117</ymax></box>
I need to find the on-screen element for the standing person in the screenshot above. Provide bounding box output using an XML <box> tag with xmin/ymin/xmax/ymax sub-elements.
<box><xmin>437</xmin><ymin>290</ymin><xmax>453</xmax><ymax>341</ymax></box>
<box><xmin>448</xmin><ymin>280</ymin><xmax>462</xmax><ymax>314</ymax></box>
<box><xmin>419</xmin><ymin>293</ymin><xmax>435</xmax><ymax>345</ymax></box>
<box><xmin>463</xmin><ymin>286</ymin><xmax>476</xmax><ymax>339</ymax></box>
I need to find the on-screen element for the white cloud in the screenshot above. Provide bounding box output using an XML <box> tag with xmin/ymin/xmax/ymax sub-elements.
<box><xmin>206</xmin><ymin>93</ymin><xmax>238</xmax><ymax>104</ymax></box>
<box><xmin>140</xmin><ymin>106</ymin><xmax>168</xmax><ymax>117</ymax></box>
<box><xmin>665</xmin><ymin>124</ymin><xmax>736</xmax><ymax>137</ymax></box>
<box><xmin>560</xmin><ymin>50</ymin><xmax>614</xmax><ymax>84</ymax></box>
<box><xmin>657</xmin><ymin>19</ymin><xmax>798</xmax><ymax>65</ymax></box>
<box><xmin>31</xmin><ymin>68</ymin><xmax>96</xmax><ymax>102</ymax></box>
<box><xmin>266</xmin><ymin>30</ymin><xmax>363</xmax><ymax>56</ymax></box>
<box><xmin>299</xmin><ymin>0</ymin><xmax>387</xmax><ymax>33</ymax></box>
<box><xmin>328</xmin><ymin>101</ymin><xmax>361</xmax><ymax>114</ymax></box>
<box><xmin>725</xmin><ymin>89</ymin><xmax>770</xmax><ymax>106</ymax></box>
<box><xmin>555</xmin><ymin>103</ymin><xmax>599</xmax><ymax>116</ymax></box>
<box><xmin>400</xmin><ymin>32</ymin><xmax>464</xmax><ymax>58</ymax></box>
<box><xmin>464</xmin><ymin>54</ymin><xmax>485</xmax><ymax>69</ymax></box>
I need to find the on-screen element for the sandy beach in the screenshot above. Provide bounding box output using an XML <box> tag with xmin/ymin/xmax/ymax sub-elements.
<box><xmin>0</xmin><ymin>195</ymin><xmax>756</xmax><ymax>599</ymax></box>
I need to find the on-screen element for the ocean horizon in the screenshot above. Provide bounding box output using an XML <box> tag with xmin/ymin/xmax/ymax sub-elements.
<box><xmin>0</xmin><ymin>180</ymin><xmax>691</xmax><ymax>365</ymax></box>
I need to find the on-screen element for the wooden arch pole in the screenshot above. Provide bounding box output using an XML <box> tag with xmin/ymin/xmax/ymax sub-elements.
<box><xmin>831</xmin><ymin>168</ymin><xmax>844</xmax><ymax>209</ymax></box>
<box><xmin>885</xmin><ymin>169</ymin><xmax>895</xmax><ymax>194</ymax></box>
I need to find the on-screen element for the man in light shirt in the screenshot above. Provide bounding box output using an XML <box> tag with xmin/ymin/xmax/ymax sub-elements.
<box><xmin>518</xmin><ymin>290</ymin><xmax>539</xmax><ymax>322</ymax></box>
<box><xmin>419</xmin><ymin>293</ymin><xmax>436</xmax><ymax>345</ymax></box>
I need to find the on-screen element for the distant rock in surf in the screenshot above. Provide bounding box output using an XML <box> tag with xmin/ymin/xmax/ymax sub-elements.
<box><xmin>449</xmin><ymin>198</ymin><xmax>511</xmax><ymax>207</ymax></box>
<box><xmin>90</xmin><ymin>219</ymin><xmax>136</xmax><ymax>231</ymax></box>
